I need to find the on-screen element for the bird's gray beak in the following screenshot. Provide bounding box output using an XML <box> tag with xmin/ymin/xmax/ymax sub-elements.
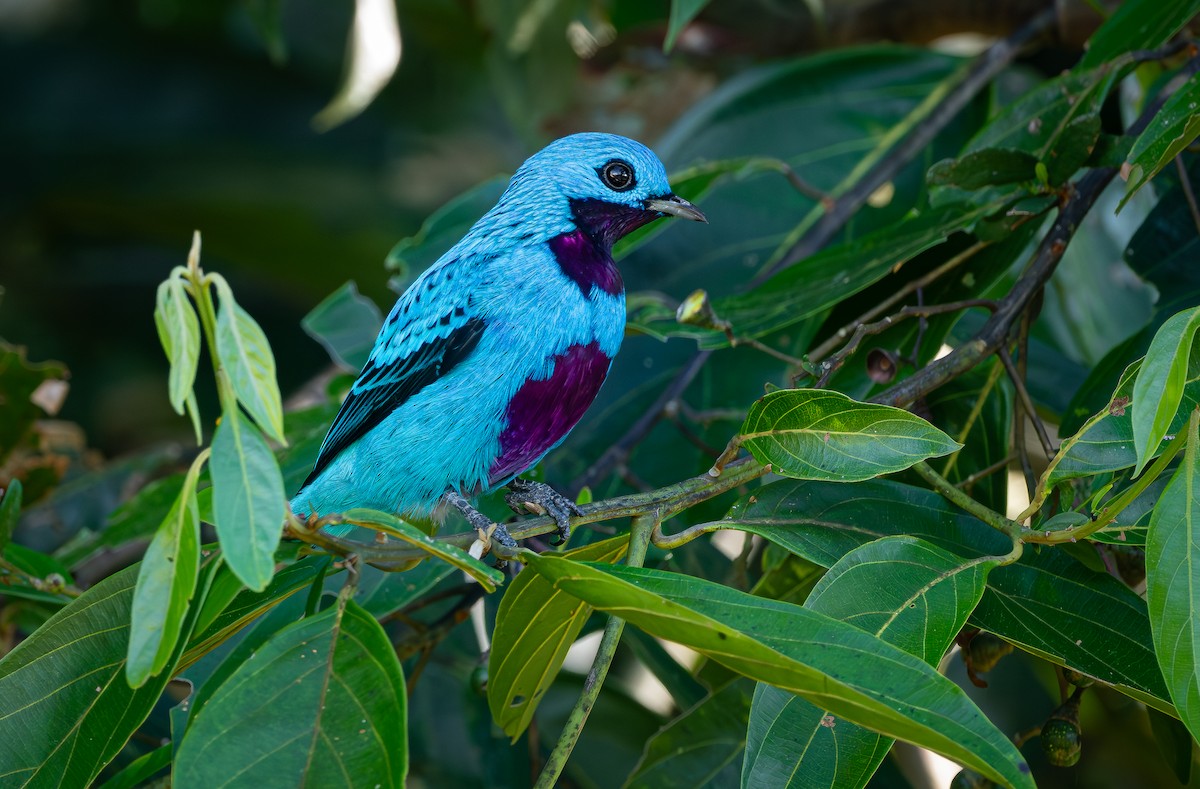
<box><xmin>645</xmin><ymin>194</ymin><xmax>707</xmax><ymax>223</ymax></box>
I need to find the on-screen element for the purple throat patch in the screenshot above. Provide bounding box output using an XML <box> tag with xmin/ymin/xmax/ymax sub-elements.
<box><xmin>489</xmin><ymin>342</ymin><xmax>612</xmax><ymax>484</ymax></box>
<box><xmin>549</xmin><ymin>230</ymin><xmax>623</xmax><ymax>297</ymax></box>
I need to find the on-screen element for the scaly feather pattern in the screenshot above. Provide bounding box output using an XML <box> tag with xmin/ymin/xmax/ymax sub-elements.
<box><xmin>292</xmin><ymin>133</ymin><xmax>705</xmax><ymax>522</ymax></box>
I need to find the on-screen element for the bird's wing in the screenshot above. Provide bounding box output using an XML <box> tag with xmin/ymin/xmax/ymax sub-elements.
<box><xmin>301</xmin><ymin>270</ymin><xmax>486</xmax><ymax>489</ymax></box>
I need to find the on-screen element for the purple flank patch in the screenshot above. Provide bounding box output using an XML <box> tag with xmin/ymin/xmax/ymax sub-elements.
<box><xmin>489</xmin><ymin>342</ymin><xmax>612</xmax><ymax>484</ymax></box>
<box><xmin>549</xmin><ymin>230</ymin><xmax>623</xmax><ymax>297</ymax></box>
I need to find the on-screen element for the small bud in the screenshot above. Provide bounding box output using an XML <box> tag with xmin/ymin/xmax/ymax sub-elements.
<box><xmin>1062</xmin><ymin>668</ymin><xmax>1094</xmax><ymax>688</ymax></box>
<box><xmin>470</xmin><ymin>664</ymin><xmax>489</xmax><ymax>696</ymax></box>
<box><xmin>675</xmin><ymin>289</ymin><xmax>729</xmax><ymax>332</ymax></box>
<box><xmin>961</xmin><ymin>631</ymin><xmax>1013</xmax><ymax>688</ymax></box>
<box><xmin>1040</xmin><ymin>718</ymin><xmax>1082</xmax><ymax>767</ymax></box>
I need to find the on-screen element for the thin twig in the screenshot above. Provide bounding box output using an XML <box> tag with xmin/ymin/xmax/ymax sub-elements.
<box><xmin>810</xmin><ymin>299</ymin><xmax>998</xmax><ymax>387</ymax></box>
<box><xmin>999</xmin><ymin>347</ymin><xmax>1055</xmax><ymax>459</ymax></box>
<box><xmin>1176</xmin><ymin>155</ymin><xmax>1200</xmax><ymax>236</ymax></box>
<box><xmin>955</xmin><ymin>454</ymin><xmax>1016</xmax><ymax>492</ymax></box>
<box><xmin>804</xmin><ymin>241</ymin><xmax>988</xmax><ymax>365</ymax></box>
<box><xmin>533</xmin><ymin>512</ymin><xmax>657</xmax><ymax>788</ymax></box>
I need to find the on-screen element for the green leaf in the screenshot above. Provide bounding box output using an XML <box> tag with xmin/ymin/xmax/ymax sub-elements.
<box><xmin>721</xmin><ymin>479</ymin><xmax>1175</xmax><ymax>714</ymax></box>
<box><xmin>489</xmin><ymin>535</ymin><xmax>628</xmax><ymax>739</ymax></box>
<box><xmin>95</xmin><ymin>744</ymin><xmax>170</xmax><ymax>789</ymax></box>
<box><xmin>527</xmin><ymin>556</ymin><xmax>1033</xmax><ymax>789</ymax></box>
<box><xmin>211</xmin><ymin>407</ymin><xmax>286</xmax><ymax>591</ymax></box>
<box><xmin>744</xmin><ymin>537</ymin><xmax>995</xmax><ymax>789</ymax></box>
<box><xmin>213</xmin><ymin>277</ymin><xmax>286</xmax><ymax>444</ymax></box>
<box><xmin>126</xmin><ymin>452</ymin><xmax>205</xmax><ymax>687</ymax></box>
<box><xmin>184</xmin><ymin>554</ymin><xmax>327</xmax><ymax>666</ymax></box>
<box><xmin>300</xmin><ymin>281</ymin><xmax>382</xmax><ymax>371</ymax></box>
<box><xmin>680</xmin><ymin>201</ymin><xmax>1006</xmax><ymax>346</ymax></box>
<box><xmin>0</xmin><ymin>478</ymin><xmax>21</xmax><ymax>553</ymax></box>
<box><xmin>1132</xmin><ymin>307</ymin><xmax>1200</xmax><ymax>473</ymax></box>
<box><xmin>737</xmin><ymin>389</ymin><xmax>960</xmax><ymax>481</ymax></box>
<box><xmin>175</xmin><ymin>596</ymin><xmax>407</xmax><ymax>788</ymax></box>
<box><xmin>1047</xmin><ymin>358</ymin><xmax>1200</xmax><ymax>485</ymax></box>
<box><xmin>0</xmin><ymin>559</ymin><xmax>214</xmax><ymax>787</ymax></box>
<box><xmin>1124</xmin><ymin>75</ymin><xmax>1200</xmax><ymax>205</ymax></box>
<box><xmin>1148</xmin><ymin>706</ymin><xmax>1196</xmax><ymax>785</ymax></box>
<box><xmin>626</xmin><ymin>679</ymin><xmax>751</xmax><ymax>789</ymax></box>
<box><xmin>664</xmin><ymin>0</ymin><xmax>710</xmax><ymax>52</ymax></box>
<box><xmin>966</xmin><ymin>65</ymin><xmax>1118</xmax><ymax>186</ymax></box>
<box><xmin>1080</xmin><ymin>0</ymin><xmax>1200</xmax><ymax>69</ymax></box>
<box><xmin>339</xmin><ymin>509</ymin><xmax>505</xmax><ymax>592</ymax></box>
<box><xmin>386</xmin><ymin>176</ymin><xmax>508</xmax><ymax>283</ymax></box>
<box><xmin>1147</xmin><ymin>408</ymin><xmax>1200</xmax><ymax>741</ymax></box>
<box><xmin>153</xmin><ymin>277</ymin><xmax>201</xmax><ymax>427</ymax></box>
<box><xmin>927</xmin><ymin>148</ymin><xmax>1038</xmax><ymax>190</ymax></box>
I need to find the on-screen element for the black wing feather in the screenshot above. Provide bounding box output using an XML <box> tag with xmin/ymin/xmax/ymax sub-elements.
<box><xmin>301</xmin><ymin>316</ymin><xmax>486</xmax><ymax>488</ymax></box>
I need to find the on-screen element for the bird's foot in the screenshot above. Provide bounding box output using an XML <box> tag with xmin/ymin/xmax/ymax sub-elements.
<box><xmin>505</xmin><ymin>479</ymin><xmax>581</xmax><ymax>546</ymax></box>
<box><xmin>443</xmin><ymin>490</ymin><xmax>518</xmax><ymax>561</ymax></box>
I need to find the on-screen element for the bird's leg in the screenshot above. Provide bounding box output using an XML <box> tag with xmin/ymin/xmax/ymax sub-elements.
<box><xmin>505</xmin><ymin>479</ymin><xmax>582</xmax><ymax>546</ymax></box>
<box><xmin>443</xmin><ymin>490</ymin><xmax>518</xmax><ymax>558</ymax></box>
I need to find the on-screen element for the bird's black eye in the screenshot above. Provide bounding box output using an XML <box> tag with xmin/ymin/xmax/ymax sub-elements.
<box><xmin>599</xmin><ymin>160</ymin><xmax>635</xmax><ymax>192</ymax></box>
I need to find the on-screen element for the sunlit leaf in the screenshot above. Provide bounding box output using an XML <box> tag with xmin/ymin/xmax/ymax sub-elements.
<box><xmin>153</xmin><ymin>276</ymin><xmax>201</xmax><ymax>429</ymax></box>
<box><xmin>527</xmin><ymin>556</ymin><xmax>1033</xmax><ymax>789</ymax></box>
<box><xmin>737</xmin><ymin>389</ymin><xmax>960</xmax><ymax>481</ymax></box>
<box><xmin>1132</xmin><ymin>307</ymin><xmax>1200</xmax><ymax>473</ymax></box>
<box><xmin>1123</xmin><ymin>74</ymin><xmax>1200</xmax><ymax>205</ymax></box>
<box><xmin>489</xmin><ymin>535</ymin><xmax>628</xmax><ymax>739</ymax></box>
<box><xmin>1146</xmin><ymin>409</ymin><xmax>1200</xmax><ymax>741</ymax></box>
<box><xmin>312</xmin><ymin>0</ymin><xmax>402</xmax><ymax>131</ymax></box>
<box><xmin>126</xmin><ymin>451</ymin><xmax>205</xmax><ymax>687</ymax></box>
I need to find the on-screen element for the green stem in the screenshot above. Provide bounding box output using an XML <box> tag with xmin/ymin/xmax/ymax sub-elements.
<box><xmin>533</xmin><ymin>513</ymin><xmax>656</xmax><ymax>789</ymax></box>
<box><xmin>183</xmin><ymin>265</ymin><xmax>236</xmax><ymax>408</ymax></box>
<box><xmin>913</xmin><ymin>461</ymin><xmax>1024</xmax><ymax>564</ymax></box>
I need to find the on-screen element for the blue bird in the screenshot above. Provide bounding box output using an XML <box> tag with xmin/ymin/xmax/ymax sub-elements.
<box><xmin>291</xmin><ymin>133</ymin><xmax>705</xmax><ymax>552</ymax></box>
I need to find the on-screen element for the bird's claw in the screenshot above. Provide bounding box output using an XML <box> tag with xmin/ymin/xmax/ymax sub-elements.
<box><xmin>506</xmin><ymin>479</ymin><xmax>581</xmax><ymax>546</ymax></box>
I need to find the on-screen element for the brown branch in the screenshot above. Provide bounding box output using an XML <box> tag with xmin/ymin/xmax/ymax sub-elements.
<box><xmin>1176</xmin><ymin>155</ymin><xmax>1200</xmax><ymax>236</ymax></box>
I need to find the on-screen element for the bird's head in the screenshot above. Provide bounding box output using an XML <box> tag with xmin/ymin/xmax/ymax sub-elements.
<box><xmin>509</xmin><ymin>132</ymin><xmax>706</xmax><ymax>248</ymax></box>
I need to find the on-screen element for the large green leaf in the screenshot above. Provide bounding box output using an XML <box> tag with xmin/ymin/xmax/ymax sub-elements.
<box><xmin>175</xmin><ymin>595</ymin><xmax>407</xmax><ymax>787</ymax></box>
<box><xmin>737</xmin><ymin>389</ymin><xmax>960</xmax><ymax>481</ymax></box>
<box><xmin>213</xmin><ymin>277</ymin><xmax>286</xmax><ymax>444</ymax></box>
<box><xmin>1080</xmin><ymin>0</ymin><xmax>1200</xmax><ymax>68</ymax></box>
<box><xmin>743</xmin><ymin>537</ymin><xmax>995</xmax><ymax>789</ymax></box>
<box><xmin>1133</xmin><ymin>307</ymin><xmax>1200</xmax><ymax>473</ymax></box>
<box><xmin>527</xmin><ymin>556</ymin><xmax>1032</xmax><ymax>789</ymax></box>
<box><xmin>1146</xmin><ymin>409</ymin><xmax>1200</xmax><ymax>741</ymax></box>
<box><xmin>0</xmin><ymin>560</ymin><xmax>213</xmax><ymax>787</ymax></box>
<box><xmin>300</xmin><ymin>281</ymin><xmax>382</xmax><ymax>371</ymax></box>
<box><xmin>126</xmin><ymin>452</ymin><xmax>204</xmax><ymax>687</ymax></box>
<box><xmin>489</xmin><ymin>535</ymin><xmax>628</xmax><ymax>739</ymax></box>
<box><xmin>210</xmin><ymin>407</ymin><xmax>286</xmax><ymax>591</ymax></box>
<box><xmin>626</xmin><ymin>680</ymin><xmax>751</xmax><ymax>789</ymax></box>
<box><xmin>1123</xmin><ymin>73</ymin><xmax>1200</xmax><ymax>205</ymax></box>
<box><xmin>721</xmin><ymin>479</ymin><xmax>1175</xmax><ymax>713</ymax></box>
<box><xmin>965</xmin><ymin>65</ymin><xmax>1118</xmax><ymax>185</ymax></box>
